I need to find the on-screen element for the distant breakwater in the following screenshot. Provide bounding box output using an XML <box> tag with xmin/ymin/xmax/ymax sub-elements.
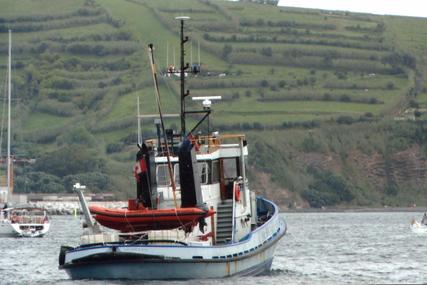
<box><xmin>29</xmin><ymin>201</ymin><xmax>126</xmax><ymax>215</ymax></box>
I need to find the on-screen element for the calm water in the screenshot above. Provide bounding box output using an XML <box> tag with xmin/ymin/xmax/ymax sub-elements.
<box><xmin>0</xmin><ymin>212</ymin><xmax>425</xmax><ymax>285</ymax></box>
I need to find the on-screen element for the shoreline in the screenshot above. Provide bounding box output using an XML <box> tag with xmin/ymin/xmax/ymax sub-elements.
<box><xmin>25</xmin><ymin>200</ymin><xmax>426</xmax><ymax>215</ymax></box>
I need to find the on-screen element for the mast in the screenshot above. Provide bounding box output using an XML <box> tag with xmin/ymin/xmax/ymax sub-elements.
<box><xmin>175</xmin><ymin>17</ymin><xmax>215</xmax><ymax>137</ymax></box>
<box><xmin>7</xmin><ymin>30</ymin><xmax>11</xmax><ymax>202</ymax></box>
<box><xmin>198</xmin><ymin>40</ymin><xmax>200</xmax><ymax>67</ymax></box>
<box><xmin>166</xmin><ymin>42</ymin><xmax>168</xmax><ymax>69</ymax></box>
<box><xmin>190</xmin><ymin>41</ymin><xmax>193</xmax><ymax>66</ymax></box>
<box><xmin>137</xmin><ymin>96</ymin><xmax>142</xmax><ymax>146</ymax></box>
<box><xmin>147</xmin><ymin>44</ymin><xmax>178</xmax><ymax>208</ymax></box>
<box><xmin>176</xmin><ymin>16</ymin><xmax>190</xmax><ymax>137</ymax></box>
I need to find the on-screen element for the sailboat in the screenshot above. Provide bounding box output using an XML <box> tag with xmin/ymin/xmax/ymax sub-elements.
<box><xmin>59</xmin><ymin>17</ymin><xmax>286</xmax><ymax>279</ymax></box>
<box><xmin>0</xmin><ymin>30</ymin><xmax>50</xmax><ymax>238</ymax></box>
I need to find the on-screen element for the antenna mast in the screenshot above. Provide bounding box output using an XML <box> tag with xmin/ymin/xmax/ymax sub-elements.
<box><xmin>176</xmin><ymin>16</ymin><xmax>190</xmax><ymax>137</ymax></box>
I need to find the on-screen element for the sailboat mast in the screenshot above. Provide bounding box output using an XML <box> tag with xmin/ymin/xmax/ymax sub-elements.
<box><xmin>7</xmin><ymin>30</ymin><xmax>11</xmax><ymax>201</ymax></box>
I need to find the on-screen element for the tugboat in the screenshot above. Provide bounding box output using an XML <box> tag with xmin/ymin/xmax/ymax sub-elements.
<box><xmin>59</xmin><ymin>17</ymin><xmax>286</xmax><ymax>279</ymax></box>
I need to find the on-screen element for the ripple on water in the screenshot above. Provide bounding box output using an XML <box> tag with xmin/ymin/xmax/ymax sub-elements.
<box><xmin>1</xmin><ymin>213</ymin><xmax>427</xmax><ymax>284</ymax></box>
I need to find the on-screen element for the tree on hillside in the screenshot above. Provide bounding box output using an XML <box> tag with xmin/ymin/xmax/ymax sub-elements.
<box><xmin>34</xmin><ymin>145</ymin><xmax>105</xmax><ymax>177</ymax></box>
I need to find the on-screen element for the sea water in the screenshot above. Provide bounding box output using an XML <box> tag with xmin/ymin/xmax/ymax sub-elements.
<box><xmin>0</xmin><ymin>212</ymin><xmax>425</xmax><ymax>284</ymax></box>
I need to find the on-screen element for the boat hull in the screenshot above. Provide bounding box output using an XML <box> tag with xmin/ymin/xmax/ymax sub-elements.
<box><xmin>61</xmin><ymin>225</ymin><xmax>283</xmax><ymax>280</ymax></box>
<box><xmin>411</xmin><ymin>220</ymin><xmax>427</xmax><ymax>234</ymax></box>
<box><xmin>0</xmin><ymin>221</ymin><xmax>50</xmax><ymax>237</ymax></box>
<box><xmin>0</xmin><ymin>221</ymin><xmax>15</xmax><ymax>237</ymax></box>
<box><xmin>63</xmin><ymin>246</ymin><xmax>276</xmax><ymax>280</ymax></box>
<box><xmin>11</xmin><ymin>222</ymin><xmax>50</xmax><ymax>237</ymax></box>
<box><xmin>60</xmin><ymin>198</ymin><xmax>286</xmax><ymax>280</ymax></box>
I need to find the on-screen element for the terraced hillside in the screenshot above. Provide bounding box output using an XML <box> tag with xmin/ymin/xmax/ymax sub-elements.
<box><xmin>1</xmin><ymin>0</ymin><xmax>427</xmax><ymax>206</ymax></box>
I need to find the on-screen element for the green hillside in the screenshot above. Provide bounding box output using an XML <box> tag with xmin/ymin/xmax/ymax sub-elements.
<box><xmin>1</xmin><ymin>0</ymin><xmax>427</xmax><ymax>207</ymax></box>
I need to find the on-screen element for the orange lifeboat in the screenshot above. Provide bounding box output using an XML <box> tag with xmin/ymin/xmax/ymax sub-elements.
<box><xmin>89</xmin><ymin>201</ymin><xmax>214</xmax><ymax>233</ymax></box>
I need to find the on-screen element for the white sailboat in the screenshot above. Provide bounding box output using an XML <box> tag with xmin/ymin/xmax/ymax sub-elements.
<box><xmin>0</xmin><ymin>29</ymin><xmax>15</xmax><ymax>237</ymax></box>
<box><xmin>0</xmin><ymin>30</ymin><xmax>50</xmax><ymax>238</ymax></box>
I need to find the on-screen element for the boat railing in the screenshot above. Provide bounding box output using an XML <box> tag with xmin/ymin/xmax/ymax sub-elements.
<box><xmin>231</xmin><ymin>181</ymin><xmax>237</xmax><ymax>243</ymax></box>
<box><xmin>146</xmin><ymin>133</ymin><xmax>246</xmax><ymax>154</ymax></box>
<box><xmin>10</xmin><ymin>215</ymin><xmax>46</xmax><ymax>224</ymax></box>
<box><xmin>147</xmin><ymin>228</ymin><xmax>186</xmax><ymax>241</ymax></box>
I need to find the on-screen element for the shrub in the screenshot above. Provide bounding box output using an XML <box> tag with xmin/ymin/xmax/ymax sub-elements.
<box><xmin>34</xmin><ymin>145</ymin><xmax>105</xmax><ymax>177</ymax></box>
<box><xmin>301</xmin><ymin>135</ymin><xmax>321</xmax><ymax>152</ymax></box>
<box><xmin>222</xmin><ymin>44</ymin><xmax>233</xmax><ymax>59</ymax></box>
<box><xmin>106</xmin><ymin>143</ymin><xmax>124</xmax><ymax>154</ymax></box>
<box><xmin>302</xmin><ymin>170</ymin><xmax>354</xmax><ymax>207</ymax></box>
<box><xmin>63</xmin><ymin>172</ymin><xmax>110</xmax><ymax>193</ymax></box>
<box><xmin>56</xmin><ymin>127</ymin><xmax>97</xmax><ymax>147</ymax></box>
<box><xmin>386</xmin><ymin>82</ymin><xmax>395</xmax><ymax>90</ymax></box>
<box><xmin>261</xmin><ymin>47</ymin><xmax>273</xmax><ymax>57</ymax></box>
<box><xmin>409</xmin><ymin>100</ymin><xmax>419</xmax><ymax>108</ymax></box>
<box><xmin>14</xmin><ymin>172</ymin><xmax>66</xmax><ymax>193</ymax></box>
<box><xmin>339</xmin><ymin>95</ymin><xmax>351</xmax><ymax>102</ymax></box>
<box><xmin>336</xmin><ymin>116</ymin><xmax>354</xmax><ymax>124</ymax></box>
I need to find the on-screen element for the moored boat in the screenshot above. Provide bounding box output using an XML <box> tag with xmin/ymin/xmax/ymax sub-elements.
<box><xmin>411</xmin><ymin>212</ymin><xmax>427</xmax><ymax>234</ymax></box>
<box><xmin>59</xmin><ymin>17</ymin><xmax>286</xmax><ymax>280</ymax></box>
<box><xmin>1</xmin><ymin>31</ymin><xmax>50</xmax><ymax>238</ymax></box>
<box><xmin>1</xmin><ymin>206</ymin><xmax>50</xmax><ymax>237</ymax></box>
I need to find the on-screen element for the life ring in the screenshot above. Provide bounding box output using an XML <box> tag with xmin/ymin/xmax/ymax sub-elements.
<box><xmin>234</xmin><ymin>184</ymin><xmax>241</xmax><ymax>202</ymax></box>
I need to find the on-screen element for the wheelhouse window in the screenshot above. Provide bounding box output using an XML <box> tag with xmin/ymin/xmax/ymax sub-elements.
<box><xmin>157</xmin><ymin>162</ymin><xmax>210</xmax><ymax>186</ymax></box>
<box><xmin>156</xmin><ymin>164</ymin><xmax>170</xmax><ymax>186</ymax></box>
<box><xmin>198</xmin><ymin>162</ymin><xmax>208</xmax><ymax>185</ymax></box>
<box><xmin>211</xmin><ymin>160</ymin><xmax>219</xmax><ymax>183</ymax></box>
<box><xmin>223</xmin><ymin>158</ymin><xmax>239</xmax><ymax>179</ymax></box>
<box><xmin>174</xmin><ymin>164</ymin><xmax>180</xmax><ymax>185</ymax></box>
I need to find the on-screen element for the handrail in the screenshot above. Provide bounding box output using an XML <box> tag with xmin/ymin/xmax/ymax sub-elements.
<box><xmin>231</xmin><ymin>181</ymin><xmax>236</xmax><ymax>243</ymax></box>
<box><xmin>145</xmin><ymin>133</ymin><xmax>246</xmax><ymax>154</ymax></box>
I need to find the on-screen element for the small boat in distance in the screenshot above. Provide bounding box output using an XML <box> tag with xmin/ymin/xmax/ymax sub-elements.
<box><xmin>59</xmin><ymin>17</ymin><xmax>286</xmax><ymax>280</ymax></box>
<box><xmin>1</xmin><ymin>206</ymin><xmax>50</xmax><ymax>237</ymax></box>
<box><xmin>410</xmin><ymin>212</ymin><xmax>427</xmax><ymax>234</ymax></box>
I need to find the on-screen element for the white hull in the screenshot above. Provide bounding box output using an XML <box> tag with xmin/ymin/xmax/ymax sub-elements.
<box><xmin>60</xmin><ymin>198</ymin><xmax>286</xmax><ymax>280</ymax></box>
<box><xmin>62</xmin><ymin>240</ymin><xmax>279</xmax><ymax>279</ymax></box>
<box><xmin>411</xmin><ymin>220</ymin><xmax>427</xmax><ymax>234</ymax></box>
<box><xmin>11</xmin><ymin>222</ymin><xmax>50</xmax><ymax>237</ymax></box>
<box><xmin>0</xmin><ymin>219</ymin><xmax>50</xmax><ymax>237</ymax></box>
<box><xmin>0</xmin><ymin>220</ymin><xmax>15</xmax><ymax>237</ymax></box>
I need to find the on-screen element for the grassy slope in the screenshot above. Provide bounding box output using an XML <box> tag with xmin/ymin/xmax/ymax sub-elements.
<box><xmin>0</xmin><ymin>0</ymin><xmax>426</xmax><ymax>205</ymax></box>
